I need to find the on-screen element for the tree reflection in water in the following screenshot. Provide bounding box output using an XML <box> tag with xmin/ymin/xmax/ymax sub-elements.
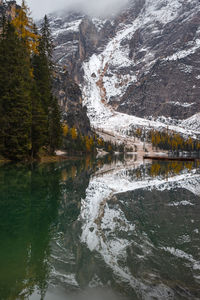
<box><xmin>0</xmin><ymin>157</ymin><xmax>199</xmax><ymax>300</ymax></box>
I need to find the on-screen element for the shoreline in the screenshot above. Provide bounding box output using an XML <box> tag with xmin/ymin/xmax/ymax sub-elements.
<box><xmin>0</xmin><ymin>154</ymin><xmax>85</xmax><ymax>165</ymax></box>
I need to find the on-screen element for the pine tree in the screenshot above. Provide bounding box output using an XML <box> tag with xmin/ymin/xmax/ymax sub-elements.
<box><xmin>0</xmin><ymin>16</ymin><xmax>6</xmax><ymax>154</ymax></box>
<box><xmin>30</xmin><ymin>82</ymin><xmax>48</xmax><ymax>157</ymax></box>
<box><xmin>48</xmin><ymin>96</ymin><xmax>62</xmax><ymax>154</ymax></box>
<box><xmin>32</xmin><ymin>15</ymin><xmax>61</xmax><ymax>154</ymax></box>
<box><xmin>0</xmin><ymin>22</ymin><xmax>32</xmax><ymax>160</ymax></box>
<box><xmin>32</xmin><ymin>40</ymin><xmax>51</xmax><ymax>114</ymax></box>
<box><xmin>40</xmin><ymin>15</ymin><xmax>54</xmax><ymax>70</ymax></box>
<box><xmin>33</xmin><ymin>15</ymin><xmax>54</xmax><ymax>110</ymax></box>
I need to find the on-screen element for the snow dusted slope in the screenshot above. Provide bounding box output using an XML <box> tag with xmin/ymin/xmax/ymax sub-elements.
<box><xmin>181</xmin><ymin>113</ymin><xmax>200</xmax><ymax>131</ymax></box>
<box><xmin>49</xmin><ymin>0</ymin><xmax>200</xmax><ymax>133</ymax></box>
<box><xmin>83</xmin><ymin>53</ymin><xmax>200</xmax><ymax>138</ymax></box>
<box><xmin>83</xmin><ymin>0</ymin><xmax>186</xmax><ymax>104</ymax></box>
<box><xmin>83</xmin><ymin>54</ymin><xmax>200</xmax><ymax>137</ymax></box>
<box><xmin>80</xmin><ymin>0</ymin><xmax>200</xmax><ymax>137</ymax></box>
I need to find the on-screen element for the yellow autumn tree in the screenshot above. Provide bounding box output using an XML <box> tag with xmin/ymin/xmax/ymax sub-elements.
<box><xmin>150</xmin><ymin>163</ymin><xmax>161</xmax><ymax>177</ymax></box>
<box><xmin>187</xmin><ymin>137</ymin><xmax>194</xmax><ymax>151</ymax></box>
<box><xmin>85</xmin><ymin>136</ymin><xmax>94</xmax><ymax>152</ymax></box>
<box><xmin>135</xmin><ymin>128</ymin><xmax>142</xmax><ymax>138</ymax></box>
<box><xmin>63</xmin><ymin>124</ymin><xmax>69</xmax><ymax>137</ymax></box>
<box><xmin>89</xmin><ymin>137</ymin><xmax>94</xmax><ymax>148</ymax></box>
<box><xmin>12</xmin><ymin>0</ymin><xmax>39</xmax><ymax>53</ymax></box>
<box><xmin>70</xmin><ymin>127</ymin><xmax>78</xmax><ymax>140</ymax></box>
<box><xmin>85</xmin><ymin>136</ymin><xmax>91</xmax><ymax>152</ymax></box>
<box><xmin>108</xmin><ymin>145</ymin><xmax>112</xmax><ymax>152</ymax></box>
<box><xmin>97</xmin><ymin>138</ymin><xmax>104</xmax><ymax>147</ymax></box>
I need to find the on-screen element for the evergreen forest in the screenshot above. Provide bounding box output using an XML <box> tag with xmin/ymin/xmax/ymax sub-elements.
<box><xmin>0</xmin><ymin>1</ymin><xmax>62</xmax><ymax>161</ymax></box>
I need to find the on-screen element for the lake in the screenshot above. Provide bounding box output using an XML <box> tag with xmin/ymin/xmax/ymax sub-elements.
<box><xmin>0</xmin><ymin>156</ymin><xmax>199</xmax><ymax>300</ymax></box>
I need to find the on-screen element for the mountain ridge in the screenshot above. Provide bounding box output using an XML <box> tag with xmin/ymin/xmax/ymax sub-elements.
<box><xmin>49</xmin><ymin>0</ymin><xmax>200</xmax><ymax>131</ymax></box>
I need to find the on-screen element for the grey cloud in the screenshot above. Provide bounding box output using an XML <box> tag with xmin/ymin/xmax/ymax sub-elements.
<box><xmin>17</xmin><ymin>0</ymin><xmax>130</xmax><ymax>19</ymax></box>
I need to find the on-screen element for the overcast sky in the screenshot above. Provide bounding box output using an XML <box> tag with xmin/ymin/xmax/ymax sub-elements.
<box><xmin>16</xmin><ymin>0</ymin><xmax>129</xmax><ymax>20</ymax></box>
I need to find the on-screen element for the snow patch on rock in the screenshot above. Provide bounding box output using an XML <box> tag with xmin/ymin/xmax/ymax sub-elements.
<box><xmin>164</xmin><ymin>39</ymin><xmax>200</xmax><ymax>61</ymax></box>
<box><xmin>181</xmin><ymin>113</ymin><xmax>200</xmax><ymax>131</ymax></box>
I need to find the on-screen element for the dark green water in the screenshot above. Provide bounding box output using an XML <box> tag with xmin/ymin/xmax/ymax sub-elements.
<box><xmin>0</xmin><ymin>158</ymin><xmax>200</xmax><ymax>300</ymax></box>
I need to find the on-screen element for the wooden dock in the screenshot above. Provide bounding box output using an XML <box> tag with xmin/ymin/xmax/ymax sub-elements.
<box><xmin>143</xmin><ymin>156</ymin><xmax>196</xmax><ymax>162</ymax></box>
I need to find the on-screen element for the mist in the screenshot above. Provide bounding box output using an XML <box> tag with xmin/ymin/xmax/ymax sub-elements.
<box><xmin>17</xmin><ymin>0</ymin><xmax>130</xmax><ymax>19</ymax></box>
<box><xmin>31</xmin><ymin>287</ymin><xmax>127</xmax><ymax>300</ymax></box>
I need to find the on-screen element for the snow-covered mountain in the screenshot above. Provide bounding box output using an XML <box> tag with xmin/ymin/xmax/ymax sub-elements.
<box><xmin>49</xmin><ymin>0</ymin><xmax>200</xmax><ymax>135</ymax></box>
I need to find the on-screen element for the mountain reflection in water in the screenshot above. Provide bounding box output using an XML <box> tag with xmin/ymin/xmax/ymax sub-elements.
<box><xmin>0</xmin><ymin>156</ymin><xmax>199</xmax><ymax>300</ymax></box>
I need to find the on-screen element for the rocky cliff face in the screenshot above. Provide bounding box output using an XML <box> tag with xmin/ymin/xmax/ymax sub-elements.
<box><xmin>39</xmin><ymin>11</ymin><xmax>93</xmax><ymax>135</ymax></box>
<box><xmin>53</xmin><ymin>68</ymin><xmax>91</xmax><ymax>135</ymax></box>
<box><xmin>49</xmin><ymin>0</ymin><xmax>200</xmax><ymax>122</ymax></box>
<box><xmin>0</xmin><ymin>1</ymin><xmax>20</xmax><ymax>22</ymax></box>
<box><xmin>51</xmin><ymin>11</ymin><xmax>116</xmax><ymax>84</ymax></box>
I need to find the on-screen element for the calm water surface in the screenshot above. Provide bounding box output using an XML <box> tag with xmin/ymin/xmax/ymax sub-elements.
<box><xmin>0</xmin><ymin>156</ymin><xmax>200</xmax><ymax>300</ymax></box>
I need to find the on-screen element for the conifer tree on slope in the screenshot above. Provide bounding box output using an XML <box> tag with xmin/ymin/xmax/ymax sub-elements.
<box><xmin>30</xmin><ymin>25</ymin><xmax>47</xmax><ymax>158</ymax></box>
<box><xmin>0</xmin><ymin>6</ymin><xmax>61</xmax><ymax>160</ymax></box>
<box><xmin>0</xmin><ymin>16</ymin><xmax>6</xmax><ymax>154</ymax></box>
<box><xmin>11</xmin><ymin>1</ymin><xmax>47</xmax><ymax>158</ymax></box>
<box><xmin>41</xmin><ymin>15</ymin><xmax>54</xmax><ymax>71</ymax></box>
<box><xmin>0</xmin><ymin>22</ymin><xmax>32</xmax><ymax>160</ymax></box>
<box><xmin>30</xmin><ymin>81</ymin><xmax>48</xmax><ymax>158</ymax></box>
<box><xmin>32</xmin><ymin>15</ymin><xmax>62</xmax><ymax>154</ymax></box>
<box><xmin>48</xmin><ymin>96</ymin><xmax>62</xmax><ymax>154</ymax></box>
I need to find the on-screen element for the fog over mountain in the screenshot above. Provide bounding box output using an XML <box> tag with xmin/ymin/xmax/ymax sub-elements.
<box><xmin>17</xmin><ymin>0</ymin><xmax>129</xmax><ymax>19</ymax></box>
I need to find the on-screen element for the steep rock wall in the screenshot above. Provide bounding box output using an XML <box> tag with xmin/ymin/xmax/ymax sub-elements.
<box><xmin>49</xmin><ymin>0</ymin><xmax>200</xmax><ymax>121</ymax></box>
